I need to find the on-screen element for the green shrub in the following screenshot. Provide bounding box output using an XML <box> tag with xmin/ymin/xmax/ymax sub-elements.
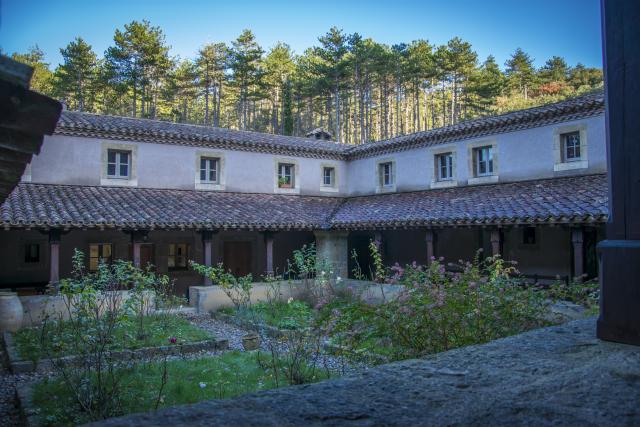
<box><xmin>321</xmin><ymin>252</ymin><xmax>549</xmax><ymax>362</ymax></box>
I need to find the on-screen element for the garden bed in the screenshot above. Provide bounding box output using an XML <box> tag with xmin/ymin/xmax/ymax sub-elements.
<box><xmin>212</xmin><ymin>301</ymin><xmax>313</xmax><ymax>338</ymax></box>
<box><xmin>3</xmin><ymin>315</ymin><xmax>229</xmax><ymax>373</ymax></box>
<box><xmin>17</xmin><ymin>351</ymin><xmax>325</xmax><ymax>426</ymax></box>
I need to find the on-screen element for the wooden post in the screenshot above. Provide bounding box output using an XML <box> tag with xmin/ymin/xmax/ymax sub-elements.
<box><xmin>490</xmin><ymin>229</ymin><xmax>502</xmax><ymax>256</ymax></box>
<box><xmin>202</xmin><ymin>230</ymin><xmax>214</xmax><ymax>286</ymax></box>
<box><xmin>264</xmin><ymin>231</ymin><xmax>275</xmax><ymax>277</ymax></box>
<box><xmin>571</xmin><ymin>228</ymin><xmax>585</xmax><ymax>280</ymax></box>
<box><xmin>425</xmin><ymin>229</ymin><xmax>435</xmax><ymax>264</ymax></box>
<box><xmin>597</xmin><ymin>0</ymin><xmax>640</xmax><ymax>345</ymax></box>
<box><xmin>49</xmin><ymin>229</ymin><xmax>61</xmax><ymax>285</ymax></box>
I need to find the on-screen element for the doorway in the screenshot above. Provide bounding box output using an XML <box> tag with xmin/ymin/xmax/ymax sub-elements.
<box><xmin>223</xmin><ymin>241</ymin><xmax>253</xmax><ymax>277</ymax></box>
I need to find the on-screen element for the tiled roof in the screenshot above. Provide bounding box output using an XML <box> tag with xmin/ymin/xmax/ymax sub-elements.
<box><xmin>56</xmin><ymin>111</ymin><xmax>351</xmax><ymax>160</ymax></box>
<box><xmin>1</xmin><ymin>174</ymin><xmax>608</xmax><ymax>230</ymax></box>
<box><xmin>331</xmin><ymin>174</ymin><xmax>608</xmax><ymax>228</ymax></box>
<box><xmin>54</xmin><ymin>93</ymin><xmax>604</xmax><ymax>160</ymax></box>
<box><xmin>346</xmin><ymin>92</ymin><xmax>605</xmax><ymax>159</ymax></box>
<box><xmin>0</xmin><ymin>184</ymin><xmax>342</xmax><ymax>230</ymax></box>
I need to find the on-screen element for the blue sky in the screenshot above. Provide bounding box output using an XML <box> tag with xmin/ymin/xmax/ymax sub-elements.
<box><xmin>1</xmin><ymin>0</ymin><xmax>603</xmax><ymax>69</ymax></box>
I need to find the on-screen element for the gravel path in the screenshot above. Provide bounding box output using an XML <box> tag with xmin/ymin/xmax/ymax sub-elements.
<box><xmin>0</xmin><ymin>345</ymin><xmax>46</xmax><ymax>427</ymax></box>
<box><xmin>182</xmin><ymin>312</ymin><xmax>368</xmax><ymax>376</ymax></box>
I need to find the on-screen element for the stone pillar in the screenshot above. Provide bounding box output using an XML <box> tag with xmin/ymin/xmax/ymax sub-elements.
<box><xmin>425</xmin><ymin>229</ymin><xmax>435</xmax><ymax>264</ymax></box>
<box><xmin>571</xmin><ymin>228</ymin><xmax>584</xmax><ymax>280</ymax></box>
<box><xmin>201</xmin><ymin>230</ymin><xmax>214</xmax><ymax>286</ymax></box>
<box><xmin>263</xmin><ymin>231</ymin><xmax>275</xmax><ymax>277</ymax></box>
<box><xmin>490</xmin><ymin>229</ymin><xmax>502</xmax><ymax>256</ymax></box>
<box><xmin>49</xmin><ymin>229</ymin><xmax>61</xmax><ymax>285</ymax></box>
<box><xmin>597</xmin><ymin>0</ymin><xmax>640</xmax><ymax>345</ymax></box>
<box><xmin>314</xmin><ymin>230</ymin><xmax>349</xmax><ymax>280</ymax></box>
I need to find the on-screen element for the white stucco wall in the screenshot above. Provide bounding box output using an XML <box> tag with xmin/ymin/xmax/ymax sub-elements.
<box><xmin>27</xmin><ymin>136</ymin><xmax>349</xmax><ymax>196</ymax></box>
<box><xmin>24</xmin><ymin>113</ymin><xmax>605</xmax><ymax>197</ymax></box>
<box><xmin>346</xmin><ymin>114</ymin><xmax>606</xmax><ymax>196</ymax></box>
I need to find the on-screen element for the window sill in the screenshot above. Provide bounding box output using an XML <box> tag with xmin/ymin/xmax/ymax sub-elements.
<box><xmin>468</xmin><ymin>175</ymin><xmax>499</xmax><ymax>185</ymax></box>
<box><xmin>100</xmin><ymin>178</ymin><xmax>138</xmax><ymax>187</ymax></box>
<box><xmin>195</xmin><ymin>182</ymin><xmax>225</xmax><ymax>191</ymax></box>
<box><xmin>376</xmin><ymin>184</ymin><xmax>396</xmax><ymax>194</ymax></box>
<box><xmin>274</xmin><ymin>186</ymin><xmax>300</xmax><ymax>194</ymax></box>
<box><xmin>554</xmin><ymin>160</ymin><xmax>588</xmax><ymax>172</ymax></box>
<box><xmin>431</xmin><ymin>180</ymin><xmax>458</xmax><ymax>189</ymax></box>
<box><xmin>320</xmin><ymin>185</ymin><xmax>339</xmax><ymax>193</ymax></box>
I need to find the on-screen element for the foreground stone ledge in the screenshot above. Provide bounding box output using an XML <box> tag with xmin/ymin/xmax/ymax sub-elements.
<box><xmin>88</xmin><ymin>318</ymin><xmax>640</xmax><ymax>426</ymax></box>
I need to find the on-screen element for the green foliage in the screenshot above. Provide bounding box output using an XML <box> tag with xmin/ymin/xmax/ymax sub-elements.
<box><xmin>21</xmin><ymin>24</ymin><xmax>602</xmax><ymax>143</ymax></box>
<box><xmin>32</xmin><ymin>351</ymin><xmax>312</xmax><ymax>426</ymax></box>
<box><xmin>548</xmin><ymin>280</ymin><xmax>599</xmax><ymax>315</ymax></box>
<box><xmin>190</xmin><ymin>261</ymin><xmax>253</xmax><ymax>309</ymax></box>
<box><xmin>227</xmin><ymin>300</ymin><xmax>314</xmax><ymax>330</ymax></box>
<box><xmin>321</xmin><ymin>253</ymin><xmax>549</xmax><ymax>362</ymax></box>
<box><xmin>14</xmin><ymin>314</ymin><xmax>211</xmax><ymax>361</ymax></box>
<box><xmin>33</xmin><ymin>249</ymin><xmax>179</xmax><ymax>421</ymax></box>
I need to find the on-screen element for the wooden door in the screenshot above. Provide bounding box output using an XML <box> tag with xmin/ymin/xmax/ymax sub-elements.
<box><xmin>223</xmin><ymin>241</ymin><xmax>252</xmax><ymax>277</ymax></box>
<box><xmin>140</xmin><ymin>244</ymin><xmax>155</xmax><ymax>270</ymax></box>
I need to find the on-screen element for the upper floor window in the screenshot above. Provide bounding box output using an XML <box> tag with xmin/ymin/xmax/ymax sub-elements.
<box><xmin>474</xmin><ymin>146</ymin><xmax>494</xmax><ymax>177</ymax></box>
<box><xmin>379</xmin><ymin>162</ymin><xmax>394</xmax><ymax>187</ymax></box>
<box><xmin>200</xmin><ymin>157</ymin><xmax>219</xmax><ymax>183</ymax></box>
<box><xmin>89</xmin><ymin>243</ymin><xmax>112</xmax><ymax>271</ymax></box>
<box><xmin>107</xmin><ymin>150</ymin><xmax>130</xmax><ymax>179</ymax></box>
<box><xmin>24</xmin><ymin>243</ymin><xmax>40</xmax><ymax>263</ymax></box>
<box><xmin>436</xmin><ymin>153</ymin><xmax>453</xmax><ymax>181</ymax></box>
<box><xmin>278</xmin><ymin>163</ymin><xmax>295</xmax><ymax>188</ymax></box>
<box><xmin>562</xmin><ymin>131</ymin><xmax>581</xmax><ymax>162</ymax></box>
<box><xmin>168</xmin><ymin>243</ymin><xmax>189</xmax><ymax>271</ymax></box>
<box><xmin>322</xmin><ymin>167</ymin><xmax>335</xmax><ymax>187</ymax></box>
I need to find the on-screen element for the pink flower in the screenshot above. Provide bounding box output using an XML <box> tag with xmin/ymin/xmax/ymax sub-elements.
<box><xmin>169</xmin><ymin>337</ymin><xmax>177</xmax><ymax>344</ymax></box>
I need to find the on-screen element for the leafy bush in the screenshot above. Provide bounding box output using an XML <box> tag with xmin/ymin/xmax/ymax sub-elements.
<box><xmin>36</xmin><ymin>249</ymin><xmax>177</xmax><ymax>421</ymax></box>
<box><xmin>190</xmin><ymin>261</ymin><xmax>253</xmax><ymax>309</ymax></box>
<box><xmin>548</xmin><ymin>279</ymin><xmax>599</xmax><ymax>315</ymax></box>
<box><xmin>321</xmin><ymin>253</ymin><xmax>549</xmax><ymax>362</ymax></box>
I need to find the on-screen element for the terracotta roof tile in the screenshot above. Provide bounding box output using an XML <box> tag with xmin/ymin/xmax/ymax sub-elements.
<box><xmin>332</xmin><ymin>174</ymin><xmax>608</xmax><ymax>228</ymax></box>
<box><xmin>1</xmin><ymin>174</ymin><xmax>608</xmax><ymax>230</ymax></box>
<box><xmin>54</xmin><ymin>93</ymin><xmax>604</xmax><ymax>160</ymax></box>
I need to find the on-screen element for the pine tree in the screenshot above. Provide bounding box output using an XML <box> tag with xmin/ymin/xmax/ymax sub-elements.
<box><xmin>196</xmin><ymin>43</ymin><xmax>227</xmax><ymax>126</ymax></box>
<box><xmin>54</xmin><ymin>37</ymin><xmax>98</xmax><ymax>111</ymax></box>
<box><xmin>11</xmin><ymin>45</ymin><xmax>54</xmax><ymax>95</ymax></box>
<box><xmin>105</xmin><ymin>20</ymin><xmax>170</xmax><ymax>117</ymax></box>
<box><xmin>228</xmin><ymin>30</ymin><xmax>264</xmax><ymax>130</ymax></box>
<box><xmin>505</xmin><ymin>48</ymin><xmax>536</xmax><ymax>99</ymax></box>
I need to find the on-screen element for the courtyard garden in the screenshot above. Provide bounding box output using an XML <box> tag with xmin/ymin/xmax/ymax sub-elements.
<box><xmin>1</xmin><ymin>243</ymin><xmax>599</xmax><ymax>426</ymax></box>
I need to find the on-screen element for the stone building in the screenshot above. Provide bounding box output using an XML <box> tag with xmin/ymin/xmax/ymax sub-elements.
<box><xmin>0</xmin><ymin>93</ymin><xmax>607</xmax><ymax>296</ymax></box>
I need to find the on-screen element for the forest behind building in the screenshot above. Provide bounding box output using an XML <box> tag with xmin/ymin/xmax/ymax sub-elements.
<box><xmin>7</xmin><ymin>21</ymin><xmax>603</xmax><ymax>144</ymax></box>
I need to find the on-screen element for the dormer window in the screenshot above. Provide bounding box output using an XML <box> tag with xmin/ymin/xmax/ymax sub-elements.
<box><xmin>562</xmin><ymin>131</ymin><xmax>581</xmax><ymax>161</ymax></box>
<box><xmin>200</xmin><ymin>157</ymin><xmax>219</xmax><ymax>183</ymax></box>
<box><xmin>107</xmin><ymin>150</ymin><xmax>130</xmax><ymax>179</ymax></box>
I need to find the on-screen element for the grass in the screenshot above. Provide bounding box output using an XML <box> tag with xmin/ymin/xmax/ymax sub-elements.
<box><xmin>31</xmin><ymin>351</ymin><xmax>323</xmax><ymax>426</ymax></box>
<box><xmin>220</xmin><ymin>300</ymin><xmax>314</xmax><ymax>330</ymax></box>
<box><xmin>14</xmin><ymin>314</ymin><xmax>212</xmax><ymax>361</ymax></box>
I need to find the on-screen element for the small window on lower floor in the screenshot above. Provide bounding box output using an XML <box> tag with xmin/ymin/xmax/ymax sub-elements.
<box><xmin>523</xmin><ymin>227</ymin><xmax>537</xmax><ymax>245</ymax></box>
<box><xmin>168</xmin><ymin>243</ymin><xmax>189</xmax><ymax>270</ymax></box>
<box><xmin>379</xmin><ymin>162</ymin><xmax>394</xmax><ymax>186</ymax></box>
<box><xmin>24</xmin><ymin>243</ymin><xmax>40</xmax><ymax>263</ymax></box>
<box><xmin>89</xmin><ymin>243</ymin><xmax>113</xmax><ymax>271</ymax></box>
